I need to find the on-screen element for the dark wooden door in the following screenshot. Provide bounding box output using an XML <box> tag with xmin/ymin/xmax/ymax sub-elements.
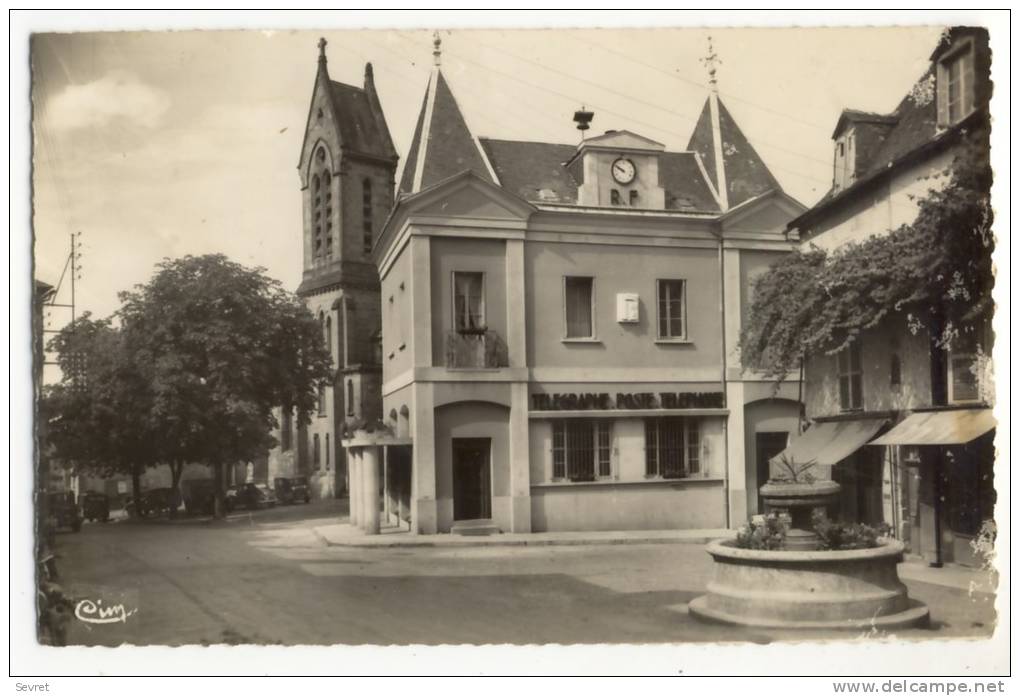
<box><xmin>453</xmin><ymin>438</ymin><xmax>491</xmax><ymax>521</ymax></box>
<box><xmin>756</xmin><ymin>432</ymin><xmax>790</xmax><ymax>513</ymax></box>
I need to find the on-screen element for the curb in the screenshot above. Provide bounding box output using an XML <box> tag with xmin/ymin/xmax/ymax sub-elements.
<box><xmin>312</xmin><ymin>528</ymin><xmax>732</xmax><ymax>550</ymax></box>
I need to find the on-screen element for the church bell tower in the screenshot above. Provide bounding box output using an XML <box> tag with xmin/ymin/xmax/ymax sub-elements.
<box><xmin>270</xmin><ymin>38</ymin><xmax>398</xmax><ymax>500</ymax></box>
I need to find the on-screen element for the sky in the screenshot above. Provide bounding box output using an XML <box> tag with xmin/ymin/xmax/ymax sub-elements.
<box><xmin>32</xmin><ymin>24</ymin><xmax>948</xmax><ymax>358</ymax></box>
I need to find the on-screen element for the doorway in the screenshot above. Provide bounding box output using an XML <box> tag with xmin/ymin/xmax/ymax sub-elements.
<box><xmin>755</xmin><ymin>432</ymin><xmax>789</xmax><ymax>513</ymax></box>
<box><xmin>453</xmin><ymin>438</ymin><xmax>492</xmax><ymax>521</ymax></box>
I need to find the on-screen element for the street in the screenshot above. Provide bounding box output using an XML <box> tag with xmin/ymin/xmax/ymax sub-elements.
<box><xmin>53</xmin><ymin>501</ymin><xmax>997</xmax><ymax>646</ymax></box>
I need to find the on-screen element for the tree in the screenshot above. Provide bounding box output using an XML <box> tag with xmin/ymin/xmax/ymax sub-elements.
<box><xmin>43</xmin><ymin>315</ymin><xmax>156</xmax><ymax>508</ymax></box>
<box><xmin>740</xmin><ymin>125</ymin><xmax>993</xmax><ymax>383</ymax></box>
<box><xmin>117</xmin><ymin>254</ymin><xmax>333</xmax><ymax>518</ymax></box>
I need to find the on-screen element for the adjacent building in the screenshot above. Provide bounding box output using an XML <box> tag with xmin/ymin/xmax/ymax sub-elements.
<box><xmin>267</xmin><ymin>40</ymin><xmax>396</xmax><ymax>499</ymax></box>
<box><xmin>363</xmin><ymin>37</ymin><xmax>806</xmax><ymax>535</ymax></box>
<box><xmin>782</xmin><ymin>27</ymin><xmax>995</xmax><ymax>567</ymax></box>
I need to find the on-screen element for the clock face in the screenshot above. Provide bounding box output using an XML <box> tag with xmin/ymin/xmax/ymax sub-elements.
<box><xmin>611</xmin><ymin>157</ymin><xmax>636</xmax><ymax>184</ymax></box>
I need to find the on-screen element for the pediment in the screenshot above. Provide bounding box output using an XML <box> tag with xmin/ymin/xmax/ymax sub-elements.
<box><xmin>404</xmin><ymin>171</ymin><xmax>535</xmax><ymax>221</ymax></box>
<box><xmin>721</xmin><ymin>191</ymin><xmax>806</xmax><ymax>236</ymax></box>
<box><xmin>581</xmin><ymin>129</ymin><xmax>666</xmax><ymax>152</ymax></box>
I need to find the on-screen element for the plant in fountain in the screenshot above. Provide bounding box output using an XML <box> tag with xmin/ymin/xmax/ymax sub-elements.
<box><xmin>769</xmin><ymin>453</ymin><xmax>817</xmax><ymax>484</ymax></box>
<box><xmin>811</xmin><ymin>510</ymin><xmax>891</xmax><ymax>550</ymax></box>
<box><xmin>735</xmin><ymin>513</ymin><xmax>789</xmax><ymax>550</ymax></box>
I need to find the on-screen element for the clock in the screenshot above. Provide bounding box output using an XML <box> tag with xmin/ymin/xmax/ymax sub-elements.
<box><xmin>611</xmin><ymin>157</ymin><xmax>636</xmax><ymax>184</ymax></box>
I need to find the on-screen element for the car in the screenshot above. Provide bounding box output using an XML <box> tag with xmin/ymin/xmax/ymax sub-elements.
<box><xmin>81</xmin><ymin>491</ymin><xmax>110</xmax><ymax>522</ymax></box>
<box><xmin>46</xmin><ymin>492</ymin><xmax>82</xmax><ymax>533</ymax></box>
<box><xmin>274</xmin><ymin>476</ymin><xmax>311</xmax><ymax>505</ymax></box>
<box><xmin>182</xmin><ymin>479</ymin><xmax>217</xmax><ymax>515</ymax></box>
<box><xmin>126</xmin><ymin>488</ymin><xmax>182</xmax><ymax>518</ymax></box>
<box><xmin>232</xmin><ymin>482</ymin><xmax>277</xmax><ymax>510</ymax></box>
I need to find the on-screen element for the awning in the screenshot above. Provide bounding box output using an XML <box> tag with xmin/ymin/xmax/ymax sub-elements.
<box><xmin>770</xmin><ymin>418</ymin><xmax>887</xmax><ymax>468</ymax></box>
<box><xmin>870</xmin><ymin>408</ymin><xmax>996</xmax><ymax>446</ymax></box>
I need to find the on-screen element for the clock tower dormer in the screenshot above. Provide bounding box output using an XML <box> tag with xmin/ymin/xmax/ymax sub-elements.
<box><xmin>570</xmin><ymin>130</ymin><xmax>667</xmax><ymax>209</ymax></box>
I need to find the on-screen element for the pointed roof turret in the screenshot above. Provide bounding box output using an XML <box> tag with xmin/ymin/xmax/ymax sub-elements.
<box><xmin>398</xmin><ymin>32</ymin><xmax>498</xmax><ymax>195</ymax></box>
<box><xmin>687</xmin><ymin>95</ymin><xmax>782</xmax><ymax>210</ymax></box>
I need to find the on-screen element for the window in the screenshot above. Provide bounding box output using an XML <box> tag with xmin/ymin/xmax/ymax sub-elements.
<box><xmin>324</xmin><ymin>316</ymin><xmax>332</xmax><ymax>357</ymax></box>
<box><xmin>645</xmin><ymin>417</ymin><xmax>700</xmax><ymax>478</ymax></box>
<box><xmin>453</xmin><ymin>272</ymin><xmax>485</xmax><ymax>332</ymax></box>
<box><xmin>837</xmin><ymin>343</ymin><xmax>863</xmax><ymax>411</ymax></box>
<box><xmin>610</xmin><ymin>189</ymin><xmax>621</xmax><ymax>206</ymax></box>
<box><xmin>938</xmin><ymin>40</ymin><xmax>976</xmax><ymax>127</ymax></box>
<box><xmin>551</xmin><ymin>420</ymin><xmax>612</xmax><ymax>481</ymax></box>
<box><xmin>346</xmin><ymin>379</ymin><xmax>354</xmax><ymax>416</ymax></box>
<box><xmin>656</xmin><ymin>279</ymin><xmax>687</xmax><ymax>339</ymax></box>
<box><xmin>564</xmin><ymin>276</ymin><xmax>594</xmax><ymax>339</ymax></box>
<box><xmin>311</xmin><ymin>154</ymin><xmax>332</xmax><ymax>262</ymax></box>
<box><xmin>363</xmin><ymin>178</ymin><xmax>373</xmax><ymax>253</ymax></box>
<box><xmin>890</xmin><ymin>354</ymin><xmax>902</xmax><ymax>387</ymax></box>
<box><xmin>948</xmin><ymin>330</ymin><xmax>982</xmax><ymax>403</ymax></box>
<box><xmin>312</xmin><ymin>434</ymin><xmax>321</xmax><ymax>471</ymax></box>
<box><xmin>280</xmin><ymin>408</ymin><xmax>292</xmax><ymax>451</ymax></box>
<box><xmin>325</xmin><ymin>434</ymin><xmax>330</xmax><ymax>471</ymax></box>
<box><xmin>316</xmin><ymin>381</ymin><xmax>328</xmax><ymax>414</ymax></box>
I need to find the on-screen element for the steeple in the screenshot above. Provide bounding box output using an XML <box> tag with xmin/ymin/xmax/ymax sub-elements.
<box><xmin>686</xmin><ymin>36</ymin><xmax>783</xmax><ymax>210</ymax></box>
<box><xmin>398</xmin><ymin>32</ymin><xmax>498</xmax><ymax>195</ymax></box>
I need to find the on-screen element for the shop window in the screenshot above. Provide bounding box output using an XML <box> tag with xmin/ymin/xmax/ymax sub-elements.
<box><xmin>656</xmin><ymin>279</ymin><xmax>687</xmax><ymax>339</ymax></box>
<box><xmin>312</xmin><ymin>434</ymin><xmax>321</xmax><ymax>471</ymax></box>
<box><xmin>938</xmin><ymin>39</ymin><xmax>976</xmax><ymax>127</ymax></box>
<box><xmin>645</xmin><ymin>417</ymin><xmax>700</xmax><ymax>478</ymax></box>
<box><xmin>837</xmin><ymin>342</ymin><xmax>863</xmax><ymax>411</ymax></box>
<box><xmin>551</xmin><ymin>420</ymin><xmax>612</xmax><ymax>481</ymax></box>
<box><xmin>453</xmin><ymin>271</ymin><xmax>485</xmax><ymax>333</ymax></box>
<box><xmin>564</xmin><ymin>276</ymin><xmax>594</xmax><ymax>339</ymax></box>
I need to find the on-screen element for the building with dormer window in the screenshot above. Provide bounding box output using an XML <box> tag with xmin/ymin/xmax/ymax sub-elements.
<box><xmin>782</xmin><ymin>27</ymin><xmax>994</xmax><ymax>567</ymax></box>
<box><xmin>349</xmin><ymin>36</ymin><xmax>807</xmax><ymax>535</ymax></box>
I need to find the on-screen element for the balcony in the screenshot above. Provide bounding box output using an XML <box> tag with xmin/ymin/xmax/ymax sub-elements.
<box><xmin>445</xmin><ymin>329</ymin><xmax>509</xmax><ymax>369</ymax></box>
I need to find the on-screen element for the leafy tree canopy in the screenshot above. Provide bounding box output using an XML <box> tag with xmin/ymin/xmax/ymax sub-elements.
<box><xmin>740</xmin><ymin>127</ymin><xmax>993</xmax><ymax>382</ymax></box>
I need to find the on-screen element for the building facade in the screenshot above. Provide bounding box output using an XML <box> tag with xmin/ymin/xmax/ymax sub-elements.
<box><xmin>267</xmin><ymin>41</ymin><xmax>396</xmax><ymax>499</ymax></box>
<box><xmin>782</xmin><ymin>27</ymin><xmax>995</xmax><ymax>567</ymax></box>
<box><xmin>363</xmin><ymin>43</ymin><xmax>806</xmax><ymax>535</ymax></box>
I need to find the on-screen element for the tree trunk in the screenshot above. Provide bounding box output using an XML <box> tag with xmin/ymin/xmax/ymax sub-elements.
<box><xmin>169</xmin><ymin>461</ymin><xmax>184</xmax><ymax>518</ymax></box>
<box><xmin>130</xmin><ymin>466</ymin><xmax>143</xmax><ymax>518</ymax></box>
<box><xmin>212</xmin><ymin>461</ymin><xmax>226</xmax><ymax>519</ymax></box>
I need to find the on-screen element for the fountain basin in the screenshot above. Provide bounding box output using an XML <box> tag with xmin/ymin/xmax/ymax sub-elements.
<box><xmin>689</xmin><ymin>538</ymin><xmax>930</xmax><ymax>630</ymax></box>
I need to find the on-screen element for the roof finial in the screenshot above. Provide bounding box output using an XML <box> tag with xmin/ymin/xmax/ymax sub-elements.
<box><xmin>433</xmin><ymin>31</ymin><xmax>442</xmax><ymax>67</ymax></box>
<box><xmin>700</xmin><ymin>34</ymin><xmax>721</xmax><ymax>93</ymax></box>
<box><xmin>318</xmin><ymin>37</ymin><xmax>328</xmax><ymax>65</ymax></box>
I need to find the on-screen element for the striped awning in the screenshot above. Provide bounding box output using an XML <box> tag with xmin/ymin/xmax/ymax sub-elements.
<box><xmin>770</xmin><ymin>418</ymin><xmax>888</xmax><ymax>468</ymax></box>
<box><xmin>870</xmin><ymin>408</ymin><xmax>996</xmax><ymax>446</ymax></box>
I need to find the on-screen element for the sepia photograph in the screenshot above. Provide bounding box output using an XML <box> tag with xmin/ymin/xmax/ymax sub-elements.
<box><xmin>14</xmin><ymin>9</ymin><xmax>1008</xmax><ymax>681</ymax></box>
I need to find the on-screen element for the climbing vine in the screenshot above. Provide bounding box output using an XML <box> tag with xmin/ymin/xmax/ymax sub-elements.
<box><xmin>740</xmin><ymin>126</ymin><xmax>993</xmax><ymax>383</ymax></box>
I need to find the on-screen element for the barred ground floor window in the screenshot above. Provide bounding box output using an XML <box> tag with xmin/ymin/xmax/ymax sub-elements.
<box><xmin>645</xmin><ymin>417</ymin><xmax>700</xmax><ymax>478</ymax></box>
<box><xmin>552</xmin><ymin>419</ymin><xmax>612</xmax><ymax>482</ymax></box>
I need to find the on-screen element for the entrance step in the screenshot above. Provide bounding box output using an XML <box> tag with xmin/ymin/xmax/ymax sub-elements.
<box><xmin>451</xmin><ymin>519</ymin><xmax>501</xmax><ymax>536</ymax></box>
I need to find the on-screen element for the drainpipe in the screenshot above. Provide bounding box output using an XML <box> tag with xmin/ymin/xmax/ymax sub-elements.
<box><xmin>717</xmin><ymin>227</ymin><xmax>730</xmax><ymax>529</ymax></box>
<box><xmin>931</xmin><ymin>451</ymin><xmax>944</xmax><ymax>568</ymax></box>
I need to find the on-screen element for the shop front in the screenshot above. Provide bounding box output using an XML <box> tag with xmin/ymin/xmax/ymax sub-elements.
<box><xmin>527</xmin><ymin>387</ymin><xmax>729</xmax><ymax>532</ymax></box>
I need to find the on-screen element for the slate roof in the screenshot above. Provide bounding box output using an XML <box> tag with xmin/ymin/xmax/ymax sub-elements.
<box><xmin>686</xmin><ymin>96</ymin><xmax>783</xmax><ymax>209</ymax></box>
<box><xmin>328</xmin><ymin>80</ymin><xmax>397</xmax><ymax>161</ymax></box>
<box><xmin>477</xmin><ymin>138</ymin><xmax>722</xmax><ymax>213</ymax></box>
<box><xmin>398</xmin><ymin>70</ymin><xmax>495</xmax><ymax>195</ymax></box>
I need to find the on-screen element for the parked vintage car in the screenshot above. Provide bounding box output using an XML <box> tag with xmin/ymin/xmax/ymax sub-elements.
<box><xmin>126</xmin><ymin>488</ymin><xmax>182</xmax><ymax>518</ymax></box>
<box><xmin>230</xmin><ymin>483</ymin><xmax>278</xmax><ymax>511</ymax></box>
<box><xmin>81</xmin><ymin>491</ymin><xmax>110</xmax><ymax>522</ymax></box>
<box><xmin>274</xmin><ymin>476</ymin><xmax>311</xmax><ymax>505</ymax></box>
<box><xmin>46</xmin><ymin>492</ymin><xmax>82</xmax><ymax>533</ymax></box>
<box><xmin>182</xmin><ymin>479</ymin><xmax>217</xmax><ymax>516</ymax></box>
